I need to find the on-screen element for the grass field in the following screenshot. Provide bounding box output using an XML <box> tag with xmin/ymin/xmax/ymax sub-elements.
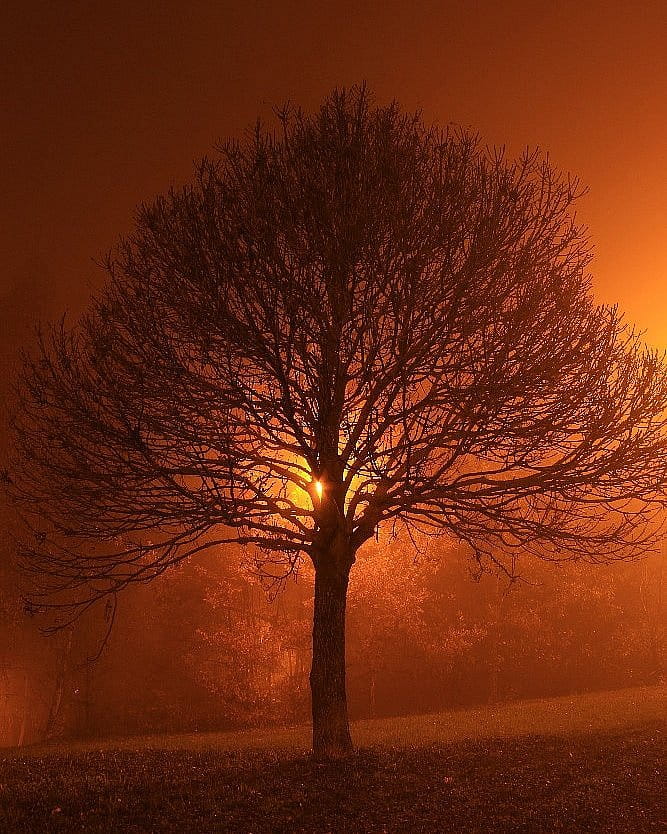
<box><xmin>1</xmin><ymin>685</ymin><xmax>664</xmax><ymax>833</ymax></box>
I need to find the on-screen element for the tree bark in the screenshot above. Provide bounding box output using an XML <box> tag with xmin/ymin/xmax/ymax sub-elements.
<box><xmin>310</xmin><ymin>551</ymin><xmax>353</xmax><ymax>757</ymax></box>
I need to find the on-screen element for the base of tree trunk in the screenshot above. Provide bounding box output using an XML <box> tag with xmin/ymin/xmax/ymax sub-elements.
<box><xmin>312</xmin><ymin>698</ymin><xmax>354</xmax><ymax>758</ymax></box>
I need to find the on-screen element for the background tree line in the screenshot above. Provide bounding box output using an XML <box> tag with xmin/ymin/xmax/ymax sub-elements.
<box><xmin>1</xmin><ymin>529</ymin><xmax>662</xmax><ymax>747</ymax></box>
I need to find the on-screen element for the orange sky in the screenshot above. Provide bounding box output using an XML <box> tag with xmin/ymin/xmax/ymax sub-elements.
<box><xmin>1</xmin><ymin>0</ymin><xmax>666</xmax><ymax>376</ymax></box>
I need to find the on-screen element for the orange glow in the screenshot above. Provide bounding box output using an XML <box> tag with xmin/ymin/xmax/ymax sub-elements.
<box><xmin>314</xmin><ymin>480</ymin><xmax>323</xmax><ymax>500</ymax></box>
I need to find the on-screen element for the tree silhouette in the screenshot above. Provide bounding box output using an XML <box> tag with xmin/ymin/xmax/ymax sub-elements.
<box><xmin>7</xmin><ymin>87</ymin><xmax>667</xmax><ymax>755</ymax></box>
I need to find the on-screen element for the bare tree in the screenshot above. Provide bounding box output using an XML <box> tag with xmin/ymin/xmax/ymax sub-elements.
<box><xmin>6</xmin><ymin>87</ymin><xmax>667</xmax><ymax>756</ymax></box>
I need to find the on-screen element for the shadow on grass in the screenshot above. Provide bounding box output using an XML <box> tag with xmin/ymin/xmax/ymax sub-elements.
<box><xmin>0</xmin><ymin>724</ymin><xmax>662</xmax><ymax>833</ymax></box>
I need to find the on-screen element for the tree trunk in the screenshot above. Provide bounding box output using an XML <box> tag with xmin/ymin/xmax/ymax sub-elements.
<box><xmin>45</xmin><ymin>627</ymin><xmax>73</xmax><ymax>740</ymax></box>
<box><xmin>310</xmin><ymin>555</ymin><xmax>353</xmax><ymax>757</ymax></box>
<box><xmin>17</xmin><ymin>669</ymin><xmax>30</xmax><ymax>747</ymax></box>
<box><xmin>370</xmin><ymin>669</ymin><xmax>377</xmax><ymax>718</ymax></box>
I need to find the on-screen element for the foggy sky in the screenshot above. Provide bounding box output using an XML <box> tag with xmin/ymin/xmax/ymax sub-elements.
<box><xmin>2</xmin><ymin>0</ymin><xmax>666</xmax><ymax>395</ymax></box>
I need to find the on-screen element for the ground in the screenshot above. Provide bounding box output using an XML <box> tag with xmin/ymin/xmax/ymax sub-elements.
<box><xmin>0</xmin><ymin>686</ymin><xmax>663</xmax><ymax>833</ymax></box>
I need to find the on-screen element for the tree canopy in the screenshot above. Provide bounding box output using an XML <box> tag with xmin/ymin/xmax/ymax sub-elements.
<box><xmin>6</xmin><ymin>86</ymin><xmax>667</xmax><ymax>754</ymax></box>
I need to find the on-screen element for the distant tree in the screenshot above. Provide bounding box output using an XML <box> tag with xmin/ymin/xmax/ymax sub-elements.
<box><xmin>6</xmin><ymin>87</ymin><xmax>667</xmax><ymax>756</ymax></box>
<box><xmin>191</xmin><ymin>558</ymin><xmax>309</xmax><ymax>726</ymax></box>
<box><xmin>345</xmin><ymin>535</ymin><xmax>441</xmax><ymax>716</ymax></box>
